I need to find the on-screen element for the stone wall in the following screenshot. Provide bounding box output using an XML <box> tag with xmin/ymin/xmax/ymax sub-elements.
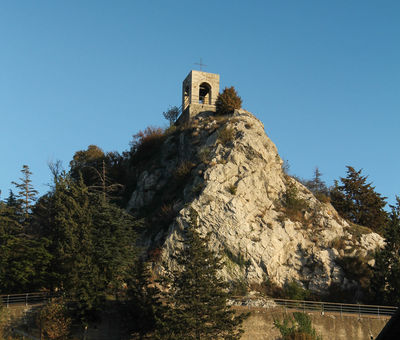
<box><xmin>236</xmin><ymin>307</ymin><xmax>388</xmax><ymax>340</ymax></box>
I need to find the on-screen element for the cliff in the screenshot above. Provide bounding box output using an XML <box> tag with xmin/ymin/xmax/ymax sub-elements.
<box><xmin>127</xmin><ymin>110</ymin><xmax>383</xmax><ymax>295</ymax></box>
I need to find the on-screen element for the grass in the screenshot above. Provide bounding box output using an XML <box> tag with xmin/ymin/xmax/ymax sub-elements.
<box><xmin>174</xmin><ymin>161</ymin><xmax>195</xmax><ymax>179</ymax></box>
<box><xmin>329</xmin><ymin>236</ymin><xmax>347</xmax><ymax>250</ymax></box>
<box><xmin>198</xmin><ymin>146</ymin><xmax>212</xmax><ymax>163</ymax></box>
<box><xmin>217</xmin><ymin>126</ymin><xmax>235</xmax><ymax>145</ymax></box>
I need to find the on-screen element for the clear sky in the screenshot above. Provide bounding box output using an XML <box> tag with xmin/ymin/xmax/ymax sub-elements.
<box><xmin>1</xmin><ymin>1</ymin><xmax>399</xmax><ymax>206</ymax></box>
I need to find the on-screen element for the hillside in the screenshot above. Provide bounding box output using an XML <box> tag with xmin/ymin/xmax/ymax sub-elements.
<box><xmin>127</xmin><ymin>110</ymin><xmax>383</xmax><ymax>298</ymax></box>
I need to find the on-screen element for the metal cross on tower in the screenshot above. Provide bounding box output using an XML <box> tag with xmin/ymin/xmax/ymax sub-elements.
<box><xmin>194</xmin><ymin>58</ymin><xmax>207</xmax><ymax>71</ymax></box>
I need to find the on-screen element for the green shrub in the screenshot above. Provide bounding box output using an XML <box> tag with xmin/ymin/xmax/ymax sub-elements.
<box><xmin>218</xmin><ymin>126</ymin><xmax>235</xmax><ymax>145</ymax></box>
<box><xmin>215</xmin><ymin>86</ymin><xmax>242</xmax><ymax>115</ymax></box>
<box><xmin>283</xmin><ymin>181</ymin><xmax>309</xmax><ymax>222</ymax></box>
<box><xmin>250</xmin><ymin>277</ymin><xmax>285</xmax><ymax>298</ymax></box>
<box><xmin>130</xmin><ymin>126</ymin><xmax>165</xmax><ymax>164</ymax></box>
<box><xmin>315</xmin><ymin>192</ymin><xmax>330</xmax><ymax>203</ymax></box>
<box><xmin>283</xmin><ymin>280</ymin><xmax>310</xmax><ymax>301</ymax></box>
<box><xmin>274</xmin><ymin>312</ymin><xmax>323</xmax><ymax>340</ymax></box>
<box><xmin>335</xmin><ymin>255</ymin><xmax>373</xmax><ymax>294</ymax></box>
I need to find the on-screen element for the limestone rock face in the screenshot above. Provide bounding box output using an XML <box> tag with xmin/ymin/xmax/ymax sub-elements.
<box><xmin>128</xmin><ymin>110</ymin><xmax>384</xmax><ymax>295</ymax></box>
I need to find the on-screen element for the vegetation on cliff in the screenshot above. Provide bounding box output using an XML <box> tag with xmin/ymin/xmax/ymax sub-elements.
<box><xmin>1</xmin><ymin>108</ymin><xmax>400</xmax><ymax>337</ymax></box>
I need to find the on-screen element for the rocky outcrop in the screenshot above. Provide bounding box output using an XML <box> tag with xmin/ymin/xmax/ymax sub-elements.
<box><xmin>127</xmin><ymin>110</ymin><xmax>384</xmax><ymax>295</ymax></box>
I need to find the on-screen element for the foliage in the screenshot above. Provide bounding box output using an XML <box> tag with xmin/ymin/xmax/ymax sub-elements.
<box><xmin>0</xmin><ymin>199</ymin><xmax>52</xmax><ymax>293</ymax></box>
<box><xmin>283</xmin><ymin>280</ymin><xmax>310</xmax><ymax>301</ymax></box>
<box><xmin>129</xmin><ymin>126</ymin><xmax>165</xmax><ymax>164</ymax></box>
<box><xmin>218</xmin><ymin>126</ymin><xmax>235</xmax><ymax>145</ymax></box>
<box><xmin>250</xmin><ymin>277</ymin><xmax>285</xmax><ymax>298</ymax></box>
<box><xmin>282</xmin><ymin>181</ymin><xmax>309</xmax><ymax>222</ymax></box>
<box><xmin>69</xmin><ymin>145</ymin><xmax>105</xmax><ymax>185</ymax></box>
<box><xmin>11</xmin><ymin>164</ymin><xmax>38</xmax><ymax>220</ymax></box>
<box><xmin>0</xmin><ymin>235</ymin><xmax>52</xmax><ymax>293</ymax></box>
<box><xmin>274</xmin><ymin>312</ymin><xmax>323</xmax><ymax>340</ymax></box>
<box><xmin>155</xmin><ymin>210</ymin><xmax>247</xmax><ymax>339</ymax></box>
<box><xmin>230</xmin><ymin>280</ymin><xmax>248</xmax><ymax>296</ymax></box>
<box><xmin>36</xmin><ymin>298</ymin><xmax>71</xmax><ymax>340</ymax></box>
<box><xmin>303</xmin><ymin>168</ymin><xmax>330</xmax><ymax>203</ymax></box>
<box><xmin>125</xmin><ymin>260</ymin><xmax>164</xmax><ymax>338</ymax></box>
<box><xmin>36</xmin><ymin>175</ymin><xmax>139</xmax><ymax>324</ymax></box>
<box><xmin>335</xmin><ymin>254</ymin><xmax>373</xmax><ymax>301</ymax></box>
<box><xmin>330</xmin><ymin>166</ymin><xmax>387</xmax><ymax>234</ymax></box>
<box><xmin>69</xmin><ymin>146</ymin><xmax>127</xmax><ymax>204</ymax></box>
<box><xmin>174</xmin><ymin>161</ymin><xmax>194</xmax><ymax>179</ymax></box>
<box><xmin>371</xmin><ymin>198</ymin><xmax>400</xmax><ymax>305</ymax></box>
<box><xmin>215</xmin><ymin>87</ymin><xmax>242</xmax><ymax>115</ymax></box>
<box><xmin>163</xmin><ymin>106</ymin><xmax>180</xmax><ymax>126</ymax></box>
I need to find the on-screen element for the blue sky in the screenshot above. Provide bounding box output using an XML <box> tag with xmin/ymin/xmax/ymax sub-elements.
<box><xmin>1</xmin><ymin>1</ymin><xmax>399</xmax><ymax>205</ymax></box>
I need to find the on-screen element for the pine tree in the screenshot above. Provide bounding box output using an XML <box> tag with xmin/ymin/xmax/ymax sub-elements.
<box><xmin>371</xmin><ymin>198</ymin><xmax>400</xmax><ymax>305</ymax></box>
<box><xmin>330</xmin><ymin>166</ymin><xmax>387</xmax><ymax>234</ymax></box>
<box><xmin>12</xmin><ymin>165</ymin><xmax>38</xmax><ymax>220</ymax></box>
<box><xmin>155</xmin><ymin>210</ymin><xmax>247</xmax><ymax>340</ymax></box>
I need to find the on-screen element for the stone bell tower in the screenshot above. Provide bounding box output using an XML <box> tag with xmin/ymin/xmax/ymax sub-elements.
<box><xmin>179</xmin><ymin>70</ymin><xmax>220</xmax><ymax>122</ymax></box>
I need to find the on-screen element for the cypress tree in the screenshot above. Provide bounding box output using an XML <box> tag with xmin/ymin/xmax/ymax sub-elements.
<box><xmin>155</xmin><ymin>210</ymin><xmax>247</xmax><ymax>340</ymax></box>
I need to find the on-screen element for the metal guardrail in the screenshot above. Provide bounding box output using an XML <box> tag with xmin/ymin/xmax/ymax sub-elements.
<box><xmin>0</xmin><ymin>292</ymin><xmax>58</xmax><ymax>307</ymax></box>
<box><xmin>232</xmin><ymin>297</ymin><xmax>398</xmax><ymax>318</ymax></box>
<box><xmin>2</xmin><ymin>292</ymin><xmax>397</xmax><ymax>319</ymax></box>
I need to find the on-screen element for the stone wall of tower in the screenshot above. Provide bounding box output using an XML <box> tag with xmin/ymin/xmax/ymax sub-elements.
<box><xmin>180</xmin><ymin>70</ymin><xmax>220</xmax><ymax>123</ymax></box>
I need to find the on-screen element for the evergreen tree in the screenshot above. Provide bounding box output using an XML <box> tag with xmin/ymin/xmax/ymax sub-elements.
<box><xmin>305</xmin><ymin>168</ymin><xmax>329</xmax><ymax>196</ymax></box>
<box><xmin>155</xmin><ymin>210</ymin><xmax>247</xmax><ymax>340</ymax></box>
<box><xmin>0</xmin><ymin>193</ymin><xmax>51</xmax><ymax>293</ymax></box>
<box><xmin>126</xmin><ymin>260</ymin><xmax>164</xmax><ymax>338</ymax></box>
<box><xmin>12</xmin><ymin>165</ymin><xmax>38</xmax><ymax>218</ymax></box>
<box><xmin>39</xmin><ymin>174</ymin><xmax>138</xmax><ymax>324</ymax></box>
<box><xmin>371</xmin><ymin>198</ymin><xmax>400</xmax><ymax>305</ymax></box>
<box><xmin>330</xmin><ymin>166</ymin><xmax>387</xmax><ymax>234</ymax></box>
<box><xmin>12</xmin><ymin>165</ymin><xmax>38</xmax><ymax>220</ymax></box>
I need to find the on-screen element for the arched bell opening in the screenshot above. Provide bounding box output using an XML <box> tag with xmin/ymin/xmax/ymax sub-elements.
<box><xmin>199</xmin><ymin>82</ymin><xmax>211</xmax><ymax>105</ymax></box>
